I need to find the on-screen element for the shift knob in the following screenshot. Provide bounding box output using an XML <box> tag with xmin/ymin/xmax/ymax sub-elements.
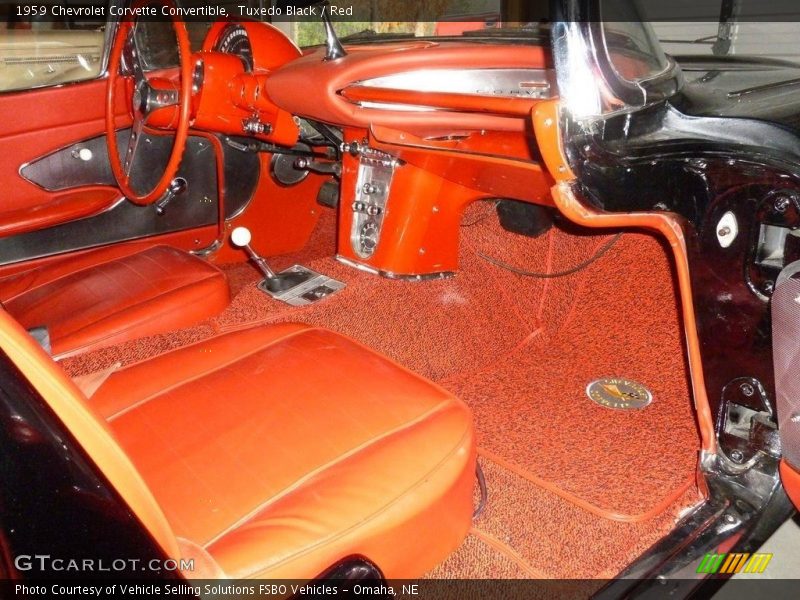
<box><xmin>231</xmin><ymin>227</ymin><xmax>252</xmax><ymax>247</ymax></box>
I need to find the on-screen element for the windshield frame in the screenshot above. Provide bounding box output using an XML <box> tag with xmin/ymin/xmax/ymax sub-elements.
<box><xmin>552</xmin><ymin>0</ymin><xmax>684</xmax><ymax>119</ymax></box>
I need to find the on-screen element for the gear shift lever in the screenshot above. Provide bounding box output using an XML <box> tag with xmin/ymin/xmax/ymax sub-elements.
<box><xmin>231</xmin><ymin>227</ymin><xmax>276</xmax><ymax>279</ymax></box>
<box><xmin>230</xmin><ymin>227</ymin><xmax>311</xmax><ymax>293</ymax></box>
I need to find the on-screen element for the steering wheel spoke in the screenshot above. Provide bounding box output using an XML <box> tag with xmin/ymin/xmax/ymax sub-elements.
<box><xmin>122</xmin><ymin>25</ymin><xmax>146</xmax><ymax>87</ymax></box>
<box><xmin>123</xmin><ymin>115</ymin><xmax>146</xmax><ymax>177</ymax></box>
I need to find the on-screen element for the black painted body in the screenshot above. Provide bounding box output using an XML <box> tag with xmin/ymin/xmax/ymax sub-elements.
<box><xmin>563</xmin><ymin>62</ymin><xmax>800</xmax><ymax>426</ymax></box>
<box><xmin>0</xmin><ymin>352</ymin><xmax>182</xmax><ymax>580</ymax></box>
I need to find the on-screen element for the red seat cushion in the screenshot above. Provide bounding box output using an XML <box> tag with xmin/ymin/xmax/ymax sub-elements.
<box><xmin>0</xmin><ymin>245</ymin><xmax>229</xmax><ymax>357</ymax></box>
<box><xmin>91</xmin><ymin>324</ymin><xmax>476</xmax><ymax>579</ymax></box>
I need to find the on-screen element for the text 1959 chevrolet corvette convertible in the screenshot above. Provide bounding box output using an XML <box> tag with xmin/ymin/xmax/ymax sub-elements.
<box><xmin>1</xmin><ymin>0</ymin><xmax>799</xmax><ymax>596</ymax></box>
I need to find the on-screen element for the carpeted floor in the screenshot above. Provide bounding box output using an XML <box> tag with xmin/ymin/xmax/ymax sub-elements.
<box><xmin>431</xmin><ymin>456</ymin><xmax>700</xmax><ymax>581</ymax></box>
<box><xmin>445</xmin><ymin>215</ymin><xmax>700</xmax><ymax>520</ymax></box>
<box><xmin>61</xmin><ymin>202</ymin><xmax>703</xmax><ymax>578</ymax></box>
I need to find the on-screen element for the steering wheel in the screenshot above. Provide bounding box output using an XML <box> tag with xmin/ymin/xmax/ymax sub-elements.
<box><xmin>105</xmin><ymin>0</ymin><xmax>193</xmax><ymax>205</ymax></box>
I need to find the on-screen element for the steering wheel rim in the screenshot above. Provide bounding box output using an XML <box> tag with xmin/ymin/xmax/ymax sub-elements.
<box><xmin>105</xmin><ymin>1</ymin><xmax>193</xmax><ymax>205</ymax></box>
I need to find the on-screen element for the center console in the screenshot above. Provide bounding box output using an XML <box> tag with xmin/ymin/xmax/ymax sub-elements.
<box><xmin>348</xmin><ymin>143</ymin><xmax>398</xmax><ymax>260</ymax></box>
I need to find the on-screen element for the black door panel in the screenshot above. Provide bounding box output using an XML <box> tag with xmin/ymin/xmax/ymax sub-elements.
<box><xmin>1</xmin><ymin>131</ymin><xmax>259</xmax><ymax>265</ymax></box>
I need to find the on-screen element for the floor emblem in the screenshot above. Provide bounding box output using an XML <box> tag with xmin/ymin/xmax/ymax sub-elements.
<box><xmin>586</xmin><ymin>377</ymin><xmax>653</xmax><ymax>410</ymax></box>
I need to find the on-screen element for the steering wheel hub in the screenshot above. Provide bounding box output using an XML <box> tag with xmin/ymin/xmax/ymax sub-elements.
<box><xmin>132</xmin><ymin>85</ymin><xmax>144</xmax><ymax>113</ymax></box>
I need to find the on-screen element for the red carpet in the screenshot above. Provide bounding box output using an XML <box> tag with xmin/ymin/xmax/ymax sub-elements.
<box><xmin>61</xmin><ymin>202</ymin><xmax>702</xmax><ymax>577</ymax></box>
<box><xmin>446</xmin><ymin>219</ymin><xmax>699</xmax><ymax>520</ymax></box>
<box><xmin>431</xmin><ymin>457</ymin><xmax>701</xmax><ymax>579</ymax></box>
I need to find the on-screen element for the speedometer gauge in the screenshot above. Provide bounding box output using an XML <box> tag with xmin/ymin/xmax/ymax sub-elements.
<box><xmin>214</xmin><ymin>24</ymin><xmax>254</xmax><ymax>72</ymax></box>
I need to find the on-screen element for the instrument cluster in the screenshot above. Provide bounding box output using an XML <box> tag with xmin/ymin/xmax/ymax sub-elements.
<box><xmin>213</xmin><ymin>24</ymin><xmax>255</xmax><ymax>72</ymax></box>
<box><xmin>191</xmin><ymin>21</ymin><xmax>302</xmax><ymax>146</ymax></box>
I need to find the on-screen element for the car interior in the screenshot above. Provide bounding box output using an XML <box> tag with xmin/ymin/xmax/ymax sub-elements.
<box><xmin>0</xmin><ymin>1</ymin><xmax>733</xmax><ymax>587</ymax></box>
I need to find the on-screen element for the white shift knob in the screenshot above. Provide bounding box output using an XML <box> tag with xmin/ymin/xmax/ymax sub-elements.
<box><xmin>231</xmin><ymin>227</ymin><xmax>252</xmax><ymax>247</ymax></box>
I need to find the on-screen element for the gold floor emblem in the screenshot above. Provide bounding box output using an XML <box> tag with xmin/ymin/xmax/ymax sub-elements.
<box><xmin>586</xmin><ymin>377</ymin><xmax>653</xmax><ymax>410</ymax></box>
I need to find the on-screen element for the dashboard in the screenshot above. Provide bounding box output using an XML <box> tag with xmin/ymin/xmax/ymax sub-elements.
<box><xmin>190</xmin><ymin>22</ymin><xmax>556</xmax><ymax>278</ymax></box>
<box><xmin>194</xmin><ymin>21</ymin><xmax>555</xmax><ymax>141</ymax></box>
<box><xmin>267</xmin><ymin>40</ymin><xmax>554</xmax><ymax>136</ymax></box>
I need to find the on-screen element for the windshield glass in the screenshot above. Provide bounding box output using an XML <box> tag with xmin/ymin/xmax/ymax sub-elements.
<box><xmin>294</xmin><ymin>0</ymin><xmax>800</xmax><ymax>70</ymax></box>
<box><xmin>602</xmin><ymin>20</ymin><xmax>670</xmax><ymax>83</ymax></box>
<box><xmin>653</xmin><ymin>22</ymin><xmax>800</xmax><ymax>65</ymax></box>
<box><xmin>631</xmin><ymin>0</ymin><xmax>800</xmax><ymax>66</ymax></box>
<box><xmin>286</xmin><ymin>0</ymin><xmax>505</xmax><ymax>45</ymax></box>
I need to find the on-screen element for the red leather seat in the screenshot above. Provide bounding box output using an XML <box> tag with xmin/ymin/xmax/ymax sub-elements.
<box><xmin>0</xmin><ymin>245</ymin><xmax>229</xmax><ymax>358</ymax></box>
<box><xmin>89</xmin><ymin>323</ymin><xmax>476</xmax><ymax>579</ymax></box>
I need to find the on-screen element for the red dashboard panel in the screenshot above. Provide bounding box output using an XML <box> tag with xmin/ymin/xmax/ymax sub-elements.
<box><xmin>266</xmin><ymin>42</ymin><xmax>552</xmax><ymax>136</ymax></box>
<box><xmin>369</xmin><ymin>125</ymin><xmax>554</xmax><ymax>202</ymax></box>
<box><xmin>255</xmin><ymin>39</ymin><xmax>556</xmax><ymax>277</ymax></box>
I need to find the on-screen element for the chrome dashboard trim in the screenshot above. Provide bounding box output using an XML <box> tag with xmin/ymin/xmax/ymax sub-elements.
<box><xmin>356</xmin><ymin>68</ymin><xmax>556</xmax><ymax>100</ymax></box>
<box><xmin>358</xmin><ymin>101</ymin><xmax>436</xmax><ymax>113</ymax></box>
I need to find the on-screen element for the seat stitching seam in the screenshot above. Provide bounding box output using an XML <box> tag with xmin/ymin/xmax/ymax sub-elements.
<box><xmin>202</xmin><ymin>399</ymin><xmax>460</xmax><ymax>549</ymax></box>
<box><xmin>53</xmin><ymin>273</ymin><xmax>226</xmax><ymax>356</ymax></box>
<box><xmin>266</xmin><ymin>325</ymin><xmax>459</xmax><ymax>403</ymax></box>
<box><xmin>105</xmin><ymin>326</ymin><xmax>317</xmax><ymax>421</ymax></box>
<box><xmin>1</xmin><ymin>245</ymin><xmax>165</xmax><ymax>303</ymax></box>
<box><xmin>55</xmin><ymin>286</ymin><xmax>225</xmax><ymax>360</ymax></box>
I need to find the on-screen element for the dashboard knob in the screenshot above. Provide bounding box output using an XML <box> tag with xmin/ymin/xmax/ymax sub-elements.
<box><xmin>71</xmin><ymin>147</ymin><xmax>93</xmax><ymax>161</ymax></box>
<box><xmin>343</xmin><ymin>141</ymin><xmax>362</xmax><ymax>156</ymax></box>
<box><xmin>359</xmin><ymin>222</ymin><xmax>379</xmax><ymax>253</ymax></box>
